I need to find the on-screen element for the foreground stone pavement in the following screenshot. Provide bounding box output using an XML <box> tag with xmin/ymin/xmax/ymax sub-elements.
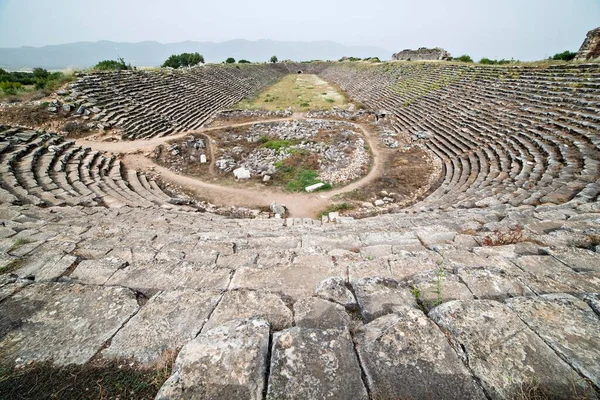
<box><xmin>0</xmin><ymin>202</ymin><xmax>599</xmax><ymax>399</ymax></box>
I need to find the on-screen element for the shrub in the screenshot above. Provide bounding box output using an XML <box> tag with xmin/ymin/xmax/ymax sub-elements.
<box><xmin>0</xmin><ymin>81</ymin><xmax>23</xmax><ymax>95</ymax></box>
<box><xmin>480</xmin><ymin>58</ymin><xmax>516</xmax><ymax>65</ymax></box>
<box><xmin>162</xmin><ymin>52</ymin><xmax>204</xmax><ymax>68</ymax></box>
<box><xmin>225</xmin><ymin>57</ymin><xmax>236</xmax><ymax>64</ymax></box>
<box><xmin>238</xmin><ymin>59</ymin><xmax>251</xmax><ymax>64</ymax></box>
<box><xmin>270</xmin><ymin>55</ymin><xmax>278</xmax><ymax>63</ymax></box>
<box><xmin>551</xmin><ymin>51</ymin><xmax>577</xmax><ymax>61</ymax></box>
<box><xmin>94</xmin><ymin>58</ymin><xmax>131</xmax><ymax>71</ymax></box>
<box><xmin>339</xmin><ymin>57</ymin><xmax>362</xmax><ymax>62</ymax></box>
<box><xmin>453</xmin><ymin>55</ymin><xmax>473</xmax><ymax>63</ymax></box>
<box><xmin>482</xmin><ymin>225</ymin><xmax>524</xmax><ymax>246</ymax></box>
<box><xmin>32</xmin><ymin>68</ymin><xmax>49</xmax><ymax>80</ymax></box>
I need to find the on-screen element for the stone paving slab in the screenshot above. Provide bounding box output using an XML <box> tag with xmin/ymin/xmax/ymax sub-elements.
<box><xmin>409</xmin><ymin>270</ymin><xmax>474</xmax><ymax>311</ymax></box>
<box><xmin>102</xmin><ymin>289</ymin><xmax>222</xmax><ymax>365</ymax></box>
<box><xmin>457</xmin><ymin>267</ymin><xmax>534</xmax><ymax>300</ymax></box>
<box><xmin>351</xmin><ymin>277</ymin><xmax>416</xmax><ymax>322</ymax></box>
<box><xmin>315</xmin><ymin>276</ymin><xmax>357</xmax><ymax>308</ymax></box>
<box><xmin>354</xmin><ymin>308</ymin><xmax>486</xmax><ymax>400</ymax></box>
<box><xmin>231</xmin><ymin>255</ymin><xmax>343</xmax><ymax>300</ymax></box>
<box><xmin>105</xmin><ymin>261</ymin><xmax>232</xmax><ymax>293</ymax></box>
<box><xmin>156</xmin><ymin>319</ymin><xmax>270</xmax><ymax>400</ymax></box>
<box><xmin>202</xmin><ymin>289</ymin><xmax>293</xmax><ymax>332</ymax></box>
<box><xmin>70</xmin><ymin>257</ymin><xmax>128</xmax><ymax>285</ymax></box>
<box><xmin>514</xmin><ymin>255</ymin><xmax>600</xmax><ymax>294</ymax></box>
<box><xmin>506</xmin><ymin>293</ymin><xmax>600</xmax><ymax>389</ymax></box>
<box><xmin>0</xmin><ymin>282</ymin><xmax>139</xmax><ymax>366</ymax></box>
<box><xmin>293</xmin><ymin>297</ymin><xmax>351</xmax><ymax>330</ymax></box>
<box><xmin>267</xmin><ymin>327</ymin><xmax>368</xmax><ymax>399</ymax></box>
<box><xmin>549</xmin><ymin>247</ymin><xmax>600</xmax><ymax>273</ymax></box>
<box><xmin>388</xmin><ymin>250</ymin><xmax>443</xmax><ymax>280</ymax></box>
<box><xmin>430</xmin><ymin>300</ymin><xmax>595</xmax><ymax>399</ymax></box>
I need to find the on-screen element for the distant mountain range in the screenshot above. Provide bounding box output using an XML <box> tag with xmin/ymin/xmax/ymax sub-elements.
<box><xmin>0</xmin><ymin>39</ymin><xmax>390</xmax><ymax>70</ymax></box>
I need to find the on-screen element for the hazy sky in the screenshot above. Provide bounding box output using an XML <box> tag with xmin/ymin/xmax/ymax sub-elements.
<box><xmin>0</xmin><ymin>0</ymin><xmax>598</xmax><ymax>60</ymax></box>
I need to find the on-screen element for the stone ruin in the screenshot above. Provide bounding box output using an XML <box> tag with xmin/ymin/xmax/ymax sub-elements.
<box><xmin>576</xmin><ymin>26</ymin><xmax>600</xmax><ymax>61</ymax></box>
<box><xmin>392</xmin><ymin>47</ymin><xmax>452</xmax><ymax>61</ymax></box>
<box><xmin>1</xmin><ymin>59</ymin><xmax>600</xmax><ymax>399</ymax></box>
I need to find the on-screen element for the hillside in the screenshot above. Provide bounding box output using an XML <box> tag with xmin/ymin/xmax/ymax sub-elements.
<box><xmin>0</xmin><ymin>39</ymin><xmax>389</xmax><ymax>69</ymax></box>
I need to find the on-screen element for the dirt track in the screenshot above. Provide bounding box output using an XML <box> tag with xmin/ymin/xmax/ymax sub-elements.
<box><xmin>77</xmin><ymin>117</ymin><xmax>385</xmax><ymax>217</ymax></box>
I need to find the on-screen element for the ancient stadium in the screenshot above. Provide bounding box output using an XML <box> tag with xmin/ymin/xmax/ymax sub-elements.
<box><xmin>1</xmin><ymin>28</ymin><xmax>600</xmax><ymax>399</ymax></box>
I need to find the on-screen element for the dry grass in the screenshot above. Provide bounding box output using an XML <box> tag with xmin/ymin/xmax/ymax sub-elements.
<box><xmin>235</xmin><ymin>74</ymin><xmax>350</xmax><ymax>111</ymax></box>
<box><xmin>0</xmin><ymin>351</ymin><xmax>177</xmax><ymax>400</ymax></box>
<box><xmin>482</xmin><ymin>225</ymin><xmax>525</xmax><ymax>246</ymax></box>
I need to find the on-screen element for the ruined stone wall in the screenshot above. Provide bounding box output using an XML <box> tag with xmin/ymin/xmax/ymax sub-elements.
<box><xmin>576</xmin><ymin>27</ymin><xmax>600</xmax><ymax>60</ymax></box>
<box><xmin>392</xmin><ymin>47</ymin><xmax>451</xmax><ymax>61</ymax></box>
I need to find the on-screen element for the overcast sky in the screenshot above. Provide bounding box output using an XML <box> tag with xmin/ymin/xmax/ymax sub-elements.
<box><xmin>0</xmin><ymin>0</ymin><xmax>598</xmax><ymax>60</ymax></box>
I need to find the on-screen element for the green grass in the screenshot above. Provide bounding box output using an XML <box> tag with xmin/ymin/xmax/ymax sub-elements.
<box><xmin>8</xmin><ymin>238</ymin><xmax>34</xmax><ymax>253</ymax></box>
<box><xmin>263</xmin><ymin>139</ymin><xmax>296</xmax><ymax>152</ymax></box>
<box><xmin>235</xmin><ymin>74</ymin><xmax>349</xmax><ymax>111</ymax></box>
<box><xmin>275</xmin><ymin>167</ymin><xmax>331</xmax><ymax>192</ymax></box>
<box><xmin>320</xmin><ymin>202</ymin><xmax>355</xmax><ymax>216</ymax></box>
<box><xmin>0</xmin><ymin>257</ymin><xmax>24</xmax><ymax>274</ymax></box>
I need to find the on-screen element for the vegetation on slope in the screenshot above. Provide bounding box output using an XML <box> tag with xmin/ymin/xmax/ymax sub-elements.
<box><xmin>0</xmin><ymin>68</ymin><xmax>75</xmax><ymax>101</ymax></box>
<box><xmin>162</xmin><ymin>52</ymin><xmax>204</xmax><ymax>68</ymax></box>
<box><xmin>93</xmin><ymin>57</ymin><xmax>132</xmax><ymax>71</ymax></box>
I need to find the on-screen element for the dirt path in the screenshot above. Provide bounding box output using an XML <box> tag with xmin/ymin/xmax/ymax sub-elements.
<box><xmin>80</xmin><ymin>117</ymin><xmax>385</xmax><ymax>218</ymax></box>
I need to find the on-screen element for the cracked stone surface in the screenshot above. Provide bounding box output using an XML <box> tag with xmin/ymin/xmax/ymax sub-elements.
<box><xmin>102</xmin><ymin>289</ymin><xmax>222</xmax><ymax>365</ymax></box>
<box><xmin>351</xmin><ymin>277</ymin><xmax>417</xmax><ymax>322</ymax></box>
<box><xmin>315</xmin><ymin>276</ymin><xmax>357</xmax><ymax>308</ymax></box>
<box><xmin>293</xmin><ymin>297</ymin><xmax>351</xmax><ymax>330</ymax></box>
<box><xmin>429</xmin><ymin>300</ymin><xmax>596</xmax><ymax>399</ymax></box>
<box><xmin>156</xmin><ymin>319</ymin><xmax>270</xmax><ymax>400</ymax></box>
<box><xmin>105</xmin><ymin>261</ymin><xmax>232</xmax><ymax>293</ymax></box>
<box><xmin>70</xmin><ymin>256</ymin><xmax>128</xmax><ymax>285</ymax></box>
<box><xmin>267</xmin><ymin>327</ymin><xmax>368</xmax><ymax>399</ymax></box>
<box><xmin>202</xmin><ymin>289</ymin><xmax>293</xmax><ymax>332</ymax></box>
<box><xmin>409</xmin><ymin>270</ymin><xmax>474</xmax><ymax>311</ymax></box>
<box><xmin>506</xmin><ymin>293</ymin><xmax>600</xmax><ymax>388</ymax></box>
<box><xmin>354</xmin><ymin>308</ymin><xmax>486</xmax><ymax>399</ymax></box>
<box><xmin>231</xmin><ymin>255</ymin><xmax>344</xmax><ymax>300</ymax></box>
<box><xmin>0</xmin><ymin>282</ymin><xmax>139</xmax><ymax>366</ymax></box>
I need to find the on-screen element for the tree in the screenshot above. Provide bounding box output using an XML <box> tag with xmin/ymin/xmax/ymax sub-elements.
<box><xmin>453</xmin><ymin>55</ymin><xmax>473</xmax><ymax>63</ymax></box>
<box><xmin>551</xmin><ymin>51</ymin><xmax>577</xmax><ymax>61</ymax></box>
<box><xmin>32</xmin><ymin>68</ymin><xmax>49</xmax><ymax>79</ymax></box>
<box><xmin>94</xmin><ymin>58</ymin><xmax>131</xmax><ymax>71</ymax></box>
<box><xmin>238</xmin><ymin>59</ymin><xmax>251</xmax><ymax>64</ymax></box>
<box><xmin>226</xmin><ymin>57</ymin><xmax>236</xmax><ymax>64</ymax></box>
<box><xmin>270</xmin><ymin>55</ymin><xmax>278</xmax><ymax>63</ymax></box>
<box><xmin>162</xmin><ymin>52</ymin><xmax>204</xmax><ymax>69</ymax></box>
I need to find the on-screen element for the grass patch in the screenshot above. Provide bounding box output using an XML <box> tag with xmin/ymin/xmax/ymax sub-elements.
<box><xmin>0</xmin><ymin>356</ymin><xmax>175</xmax><ymax>400</ymax></box>
<box><xmin>263</xmin><ymin>139</ymin><xmax>297</xmax><ymax>152</ymax></box>
<box><xmin>320</xmin><ymin>202</ymin><xmax>355</xmax><ymax>216</ymax></box>
<box><xmin>8</xmin><ymin>238</ymin><xmax>34</xmax><ymax>253</ymax></box>
<box><xmin>234</xmin><ymin>74</ymin><xmax>350</xmax><ymax>111</ymax></box>
<box><xmin>0</xmin><ymin>257</ymin><xmax>25</xmax><ymax>274</ymax></box>
<box><xmin>275</xmin><ymin>167</ymin><xmax>330</xmax><ymax>192</ymax></box>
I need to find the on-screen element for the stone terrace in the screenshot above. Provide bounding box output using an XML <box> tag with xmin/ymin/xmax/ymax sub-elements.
<box><xmin>71</xmin><ymin>63</ymin><xmax>290</xmax><ymax>139</ymax></box>
<box><xmin>317</xmin><ymin>62</ymin><xmax>600</xmax><ymax>210</ymax></box>
<box><xmin>1</xmin><ymin>61</ymin><xmax>600</xmax><ymax>399</ymax></box>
